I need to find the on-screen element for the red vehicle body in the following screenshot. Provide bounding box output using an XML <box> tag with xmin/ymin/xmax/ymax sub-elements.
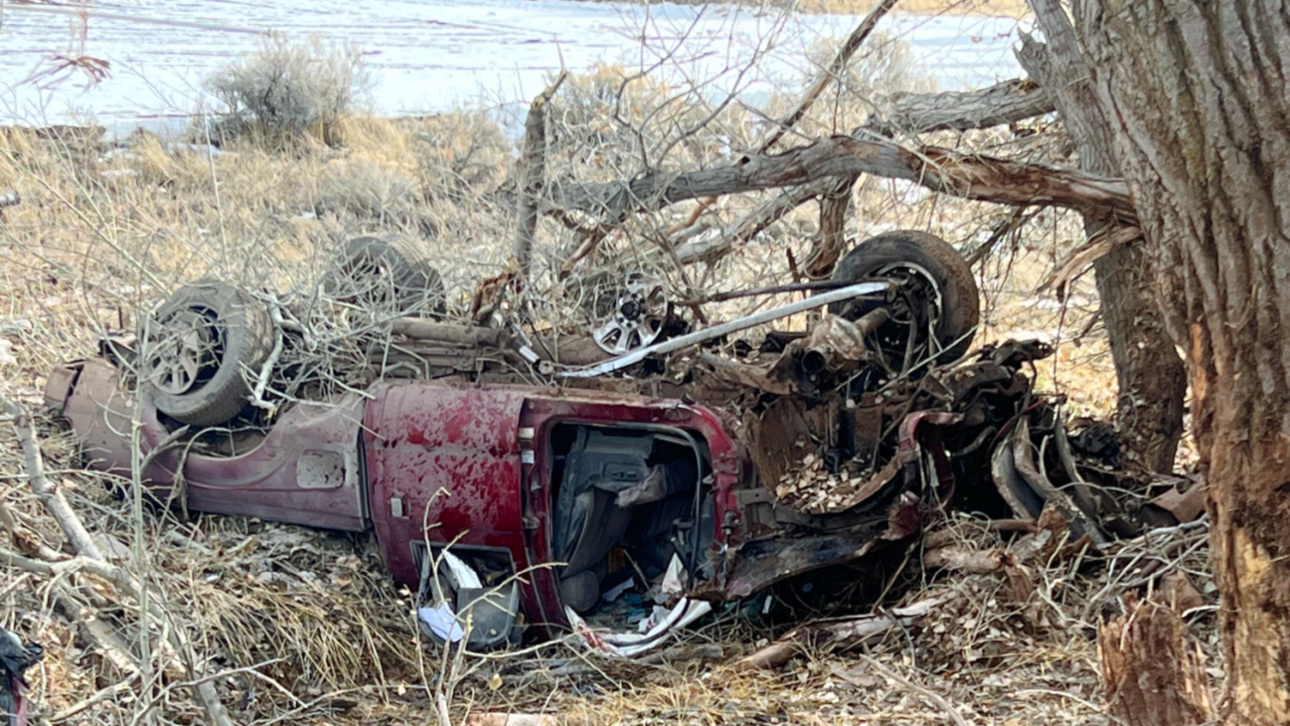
<box><xmin>49</xmin><ymin>357</ymin><xmax>903</xmax><ymax>643</ymax></box>
<box><xmin>43</xmin><ymin>228</ymin><xmax>1141</xmax><ymax>652</ymax></box>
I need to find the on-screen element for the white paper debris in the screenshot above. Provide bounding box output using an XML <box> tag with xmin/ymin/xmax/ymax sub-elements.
<box><xmin>441</xmin><ymin>550</ymin><xmax>482</xmax><ymax>590</ymax></box>
<box><xmin>661</xmin><ymin>554</ymin><xmax>686</xmax><ymax>598</ymax></box>
<box><xmin>418</xmin><ymin>603</ymin><xmax>464</xmax><ymax>642</ymax></box>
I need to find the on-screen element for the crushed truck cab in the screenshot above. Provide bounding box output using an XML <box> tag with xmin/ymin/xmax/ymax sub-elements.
<box><xmin>46</xmin><ymin>230</ymin><xmax>1124</xmax><ymax>653</ymax></box>
<box><xmin>51</xmin><ymin>355</ymin><xmax>943</xmax><ymax>650</ymax></box>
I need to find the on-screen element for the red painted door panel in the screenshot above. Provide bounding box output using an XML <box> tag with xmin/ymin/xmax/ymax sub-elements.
<box><xmin>363</xmin><ymin>381</ymin><xmax>531</xmax><ymax>590</ymax></box>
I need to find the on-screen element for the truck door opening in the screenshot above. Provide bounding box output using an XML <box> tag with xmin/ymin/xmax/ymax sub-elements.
<box><xmin>547</xmin><ymin>423</ymin><xmax>712</xmax><ymax>618</ymax></box>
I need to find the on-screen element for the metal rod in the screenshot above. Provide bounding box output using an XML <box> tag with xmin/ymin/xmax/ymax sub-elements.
<box><xmin>677</xmin><ymin>279</ymin><xmax>874</xmax><ymax>305</ymax></box>
<box><xmin>559</xmin><ymin>281</ymin><xmax>894</xmax><ymax>378</ymax></box>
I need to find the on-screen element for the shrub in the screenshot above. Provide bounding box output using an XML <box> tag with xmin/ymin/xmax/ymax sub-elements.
<box><xmin>316</xmin><ymin>158</ymin><xmax>417</xmax><ymax>227</ymax></box>
<box><xmin>205</xmin><ymin>35</ymin><xmax>371</xmax><ymax>144</ymax></box>
<box><xmin>412</xmin><ymin>111</ymin><xmax>511</xmax><ymax>201</ymax></box>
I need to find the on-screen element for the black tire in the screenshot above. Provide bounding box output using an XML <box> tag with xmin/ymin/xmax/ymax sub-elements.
<box><xmin>142</xmin><ymin>281</ymin><xmax>275</xmax><ymax>427</ymax></box>
<box><xmin>327</xmin><ymin>234</ymin><xmax>446</xmax><ymax>317</ymax></box>
<box><xmin>830</xmin><ymin>230</ymin><xmax>980</xmax><ymax>362</ymax></box>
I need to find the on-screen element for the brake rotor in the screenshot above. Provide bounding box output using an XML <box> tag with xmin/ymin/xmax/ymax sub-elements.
<box><xmin>143</xmin><ymin>309</ymin><xmax>220</xmax><ymax>396</ymax></box>
<box><xmin>590</xmin><ymin>279</ymin><xmax>668</xmax><ymax>355</ymax></box>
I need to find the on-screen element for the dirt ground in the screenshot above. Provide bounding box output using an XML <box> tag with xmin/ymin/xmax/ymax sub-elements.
<box><xmin>0</xmin><ymin>104</ymin><xmax>1213</xmax><ymax>725</ymax></box>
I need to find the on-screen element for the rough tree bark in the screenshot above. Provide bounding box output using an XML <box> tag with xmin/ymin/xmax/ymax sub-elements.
<box><xmin>863</xmin><ymin>78</ymin><xmax>1054</xmax><ymax>137</ymax></box>
<box><xmin>1020</xmin><ymin>0</ymin><xmax>1186</xmax><ymax>474</ymax></box>
<box><xmin>513</xmin><ymin>72</ymin><xmax>566</xmax><ymax>278</ymax></box>
<box><xmin>663</xmin><ymin>82</ymin><xmax>1056</xmax><ymax>267</ymax></box>
<box><xmin>548</xmin><ymin>136</ymin><xmax>1133</xmax><ymax>220</ymax></box>
<box><xmin>1074</xmin><ymin>2</ymin><xmax>1290</xmax><ymax>724</ymax></box>
<box><xmin>1099</xmin><ymin>591</ymin><xmax>1212</xmax><ymax>726</ymax></box>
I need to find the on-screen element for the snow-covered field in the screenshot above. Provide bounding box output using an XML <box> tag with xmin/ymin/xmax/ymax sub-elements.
<box><xmin>0</xmin><ymin>0</ymin><xmax>1029</xmax><ymax>134</ymax></box>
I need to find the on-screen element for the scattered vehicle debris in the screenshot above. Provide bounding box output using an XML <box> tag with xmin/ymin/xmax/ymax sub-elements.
<box><xmin>45</xmin><ymin>229</ymin><xmax>1160</xmax><ymax>654</ymax></box>
<box><xmin>1</xmin><ymin>627</ymin><xmax>41</xmax><ymax>726</ymax></box>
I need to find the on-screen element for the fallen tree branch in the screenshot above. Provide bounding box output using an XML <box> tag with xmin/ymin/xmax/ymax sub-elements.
<box><xmin>1</xmin><ymin>396</ymin><xmax>104</xmax><ymax>560</ymax></box>
<box><xmin>50</xmin><ymin>585</ymin><xmax>140</xmax><ymax>677</ymax></box>
<box><xmin>673</xmin><ymin>179</ymin><xmax>837</xmax><ymax>264</ymax></box>
<box><xmin>2</xmin><ymin>394</ymin><xmax>235</xmax><ymax>726</ymax></box>
<box><xmin>864</xmin><ymin>78</ymin><xmax>1055</xmax><ymax>136</ymax></box>
<box><xmin>1041</xmin><ymin>223</ymin><xmax>1143</xmax><ymax>291</ymax></box>
<box><xmin>50</xmin><ymin>673</ymin><xmax>141</xmax><ymax>722</ymax></box>
<box><xmin>549</xmin><ymin>135</ymin><xmax>1133</xmax><ymax>222</ymax></box>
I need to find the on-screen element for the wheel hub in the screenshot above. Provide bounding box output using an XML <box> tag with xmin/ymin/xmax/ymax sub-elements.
<box><xmin>144</xmin><ymin>309</ymin><xmax>219</xmax><ymax>396</ymax></box>
<box><xmin>591</xmin><ymin>280</ymin><xmax>668</xmax><ymax>355</ymax></box>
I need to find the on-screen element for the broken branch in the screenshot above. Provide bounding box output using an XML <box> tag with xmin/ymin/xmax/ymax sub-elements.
<box><xmin>673</xmin><ymin>179</ymin><xmax>838</xmax><ymax>264</ymax></box>
<box><xmin>549</xmin><ymin>135</ymin><xmax>1133</xmax><ymax>222</ymax></box>
<box><xmin>864</xmin><ymin>78</ymin><xmax>1055</xmax><ymax>136</ymax></box>
<box><xmin>513</xmin><ymin>71</ymin><xmax>567</xmax><ymax>279</ymax></box>
<box><xmin>2</xmin><ymin>394</ymin><xmax>235</xmax><ymax>726</ymax></box>
<box><xmin>1</xmin><ymin>396</ymin><xmax>104</xmax><ymax>560</ymax></box>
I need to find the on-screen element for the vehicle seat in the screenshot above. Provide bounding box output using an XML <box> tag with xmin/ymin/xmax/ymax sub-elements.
<box><xmin>558</xmin><ymin>487</ymin><xmax>632</xmax><ymax>613</ymax></box>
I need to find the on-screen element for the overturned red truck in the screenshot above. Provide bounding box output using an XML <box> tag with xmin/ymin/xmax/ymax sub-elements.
<box><xmin>45</xmin><ymin>230</ymin><xmax>1133</xmax><ymax>653</ymax></box>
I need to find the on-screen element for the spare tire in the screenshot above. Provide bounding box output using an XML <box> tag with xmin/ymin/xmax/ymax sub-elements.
<box><xmin>830</xmin><ymin>230</ymin><xmax>980</xmax><ymax>363</ymax></box>
<box><xmin>326</xmin><ymin>234</ymin><xmax>446</xmax><ymax>317</ymax></box>
<box><xmin>140</xmin><ymin>281</ymin><xmax>274</xmax><ymax>427</ymax></box>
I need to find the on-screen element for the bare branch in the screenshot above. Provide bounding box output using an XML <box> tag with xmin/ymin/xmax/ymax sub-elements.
<box><xmin>759</xmin><ymin>0</ymin><xmax>900</xmax><ymax>152</ymax></box>
<box><xmin>673</xmin><ymin>179</ymin><xmax>837</xmax><ymax>264</ymax></box>
<box><xmin>864</xmin><ymin>78</ymin><xmax>1056</xmax><ymax>135</ymax></box>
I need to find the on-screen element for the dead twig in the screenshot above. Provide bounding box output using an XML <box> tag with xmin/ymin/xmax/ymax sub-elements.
<box><xmin>854</xmin><ymin>654</ymin><xmax>970</xmax><ymax>726</ymax></box>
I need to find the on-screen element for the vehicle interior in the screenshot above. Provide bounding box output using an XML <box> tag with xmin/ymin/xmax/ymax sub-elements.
<box><xmin>546</xmin><ymin>423</ymin><xmax>714</xmax><ymax>620</ymax></box>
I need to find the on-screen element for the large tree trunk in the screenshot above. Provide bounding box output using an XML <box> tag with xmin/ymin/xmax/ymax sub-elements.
<box><xmin>1075</xmin><ymin>2</ymin><xmax>1290</xmax><ymax>724</ymax></box>
<box><xmin>1020</xmin><ymin>0</ymin><xmax>1187</xmax><ymax>473</ymax></box>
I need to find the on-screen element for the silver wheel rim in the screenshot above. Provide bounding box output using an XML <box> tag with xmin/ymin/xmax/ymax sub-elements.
<box><xmin>591</xmin><ymin>280</ymin><xmax>668</xmax><ymax>355</ymax></box>
<box><xmin>145</xmin><ymin>309</ymin><xmax>218</xmax><ymax>395</ymax></box>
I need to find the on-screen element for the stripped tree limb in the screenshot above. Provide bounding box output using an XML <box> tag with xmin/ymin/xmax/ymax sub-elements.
<box><xmin>549</xmin><ymin>134</ymin><xmax>1134</xmax><ymax>222</ymax></box>
<box><xmin>513</xmin><ymin>71</ymin><xmax>567</xmax><ymax>279</ymax></box>
<box><xmin>863</xmin><ymin>78</ymin><xmax>1055</xmax><ymax>136</ymax></box>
